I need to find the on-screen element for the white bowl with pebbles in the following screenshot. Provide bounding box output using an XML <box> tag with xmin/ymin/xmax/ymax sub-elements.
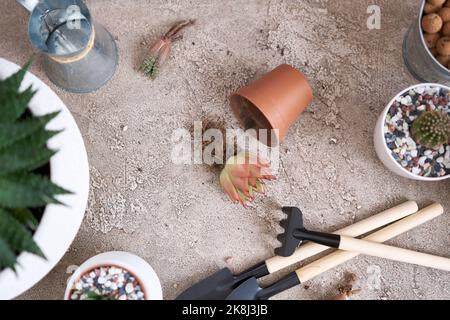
<box><xmin>375</xmin><ymin>83</ymin><xmax>450</xmax><ymax>181</ymax></box>
<box><xmin>64</xmin><ymin>252</ymin><xmax>163</xmax><ymax>300</ymax></box>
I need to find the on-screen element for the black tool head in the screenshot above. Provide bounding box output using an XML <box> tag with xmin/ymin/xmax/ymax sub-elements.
<box><xmin>226</xmin><ymin>277</ymin><xmax>262</xmax><ymax>300</ymax></box>
<box><xmin>275</xmin><ymin>207</ymin><xmax>305</xmax><ymax>257</ymax></box>
<box><xmin>176</xmin><ymin>262</ymin><xmax>269</xmax><ymax>300</ymax></box>
<box><xmin>176</xmin><ymin>268</ymin><xmax>237</xmax><ymax>300</ymax></box>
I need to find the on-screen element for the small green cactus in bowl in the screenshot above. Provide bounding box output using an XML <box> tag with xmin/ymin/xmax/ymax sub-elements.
<box><xmin>411</xmin><ymin>110</ymin><xmax>450</xmax><ymax>150</ymax></box>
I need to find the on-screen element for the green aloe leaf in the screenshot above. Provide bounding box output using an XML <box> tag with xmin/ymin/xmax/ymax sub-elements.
<box><xmin>14</xmin><ymin>128</ymin><xmax>60</xmax><ymax>150</ymax></box>
<box><xmin>0</xmin><ymin>208</ymin><xmax>44</xmax><ymax>259</ymax></box>
<box><xmin>0</xmin><ymin>173</ymin><xmax>70</xmax><ymax>208</ymax></box>
<box><xmin>0</xmin><ymin>60</ymin><xmax>31</xmax><ymax>94</ymax></box>
<box><xmin>0</xmin><ymin>112</ymin><xmax>60</xmax><ymax>150</ymax></box>
<box><xmin>0</xmin><ymin>143</ymin><xmax>56</xmax><ymax>175</ymax></box>
<box><xmin>0</xmin><ymin>238</ymin><xmax>17</xmax><ymax>271</ymax></box>
<box><xmin>0</xmin><ymin>86</ymin><xmax>36</xmax><ymax>124</ymax></box>
<box><xmin>0</xmin><ymin>60</ymin><xmax>34</xmax><ymax>123</ymax></box>
<box><xmin>6</xmin><ymin>208</ymin><xmax>39</xmax><ymax>231</ymax></box>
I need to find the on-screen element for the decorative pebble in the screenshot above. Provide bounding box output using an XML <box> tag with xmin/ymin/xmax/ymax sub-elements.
<box><xmin>384</xmin><ymin>86</ymin><xmax>450</xmax><ymax>178</ymax></box>
<box><xmin>416</xmin><ymin>86</ymin><xmax>425</xmax><ymax>95</ymax></box>
<box><xmin>97</xmin><ymin>277</ymin><xmax>106</xmax><ymax>284</ymax></box>
<box><xmin>400</xmin><ymin>147</ymin><xmax>407</xmax><ymax>156</ymax></box>
<box><xmin>125</xmin><ymin>283</ymin><xmax>134</xmax><ymax>294</ymax></box>
<box><xmin>69</xmin><ymin>266</ymin><xmax>145</xmax><ymax>300</ymax></box>
<box><xmin>418</xmin><ymin>156</ymin><xmax>427</xmax><ymax>166</ymax></box>
<box><xmin>400</xmin><ymin>96</ymin><xmax>411</xmax><ymax>105</ymax></box>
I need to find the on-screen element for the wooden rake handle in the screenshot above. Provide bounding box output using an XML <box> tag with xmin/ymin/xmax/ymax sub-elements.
<box><xmin>266</xmin><ymin>200</ymin><xmax>419</xmax><ymax>273</ymax></box>
<box><xmin>296</xmin><ymin>203</ymin><xmax>445</xmax><ymax>282</ymax></box>
<box><xmin>338</xmin><ymin>236</ymin><xmax>450</xmax><ymax>271</ymax></box>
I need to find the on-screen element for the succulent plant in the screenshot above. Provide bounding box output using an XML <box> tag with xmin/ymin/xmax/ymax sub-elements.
<box><xmin>220</xmin><ymin>152</ymin><xmax>276</xmax><ymax>206</ymax></box>
<box><xmin>84</xmin><ymin>291</ymin><xmax>114</xmax><ymax>300</ymax></box>
<box><xmin>140</xmin><ymin>20</ymin><xmax>195</xmax><ymax>80</ymax></box>
<box><xmin>411</xmin><ymin>110</ymin><xmax>450</xmax><ymax>150</ymax></box>
<box><xmin>0</xmin><ymin>61</ymin><xmax>70</xmax><ymax>271</ymax></box>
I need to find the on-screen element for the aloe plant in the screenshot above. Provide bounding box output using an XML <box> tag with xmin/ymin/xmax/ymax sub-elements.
<box><xmin>0</xmin><ymin>61</ymin><xmax>70</xmax><ymax>271</ymax></box>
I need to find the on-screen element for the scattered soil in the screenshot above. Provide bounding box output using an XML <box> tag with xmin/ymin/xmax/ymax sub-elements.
<box><xmin>3</xmin><ymin>0</ymin><xmax>448</xmax><ymax>301</ymax></box>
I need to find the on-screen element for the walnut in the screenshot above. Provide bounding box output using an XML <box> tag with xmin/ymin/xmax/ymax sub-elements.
<box><xmin>436</xmin><ymin>54</ymin><xmax>450</xmax><ymax>65</ymax></box>
<box><xmin>429</xmin><ymin>0</ymin><xmax>446</xmax><ymax>6</ymax></box>
<box><xmin>424</xmin><ymin>32</ymin><xmax>441</xmax><ymax>48</ymax></box>
<box><xmin>422</xmin><ymin>13</ymin><xmax>443</xmax><ymax>33</ymax></box>
<box><xmin>425</xmin><ymin>0</ymin><xmax>445</xmax><ymax>14</ymax></box>
<box><xmin>436</xmin><ymin>36</ymin><xmax>450</xmax><ymax>55</ymax></box>
<box><xmin>438</xmin><ymin>7</ymin><xmax>450</xmax><ymax>22</ymax></box>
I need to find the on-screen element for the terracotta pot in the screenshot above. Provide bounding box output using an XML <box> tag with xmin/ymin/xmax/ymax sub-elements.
<box><xmin>230</xmin><ymin>64</ymin><xmax>313</xmax><ymax>146</ymax></box>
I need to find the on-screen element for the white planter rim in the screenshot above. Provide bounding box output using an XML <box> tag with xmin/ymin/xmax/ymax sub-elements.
<box><xmin>64</xmin><ymin>252</ymin><xmax>163</xmax><ymax>300</ymax></box>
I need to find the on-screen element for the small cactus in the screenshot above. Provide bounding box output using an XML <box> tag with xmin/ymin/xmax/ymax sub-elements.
<box><xmin>411</xmin><ymin>111</ymin><xmax>450</xmax><ymax>150</ymax></box>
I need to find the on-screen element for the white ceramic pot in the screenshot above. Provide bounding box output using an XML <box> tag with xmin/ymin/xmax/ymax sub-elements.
<box><xmin>64</xmin><ymin>252</ymin><xmax>163</xmax><ymax>300</ymax></box>
<box><xmin>0</xmin><ymin>58</ymin><xmax>90</xmax><ymax>299</ymax></box>
<box><xmin>374</xmin><ymin>83</ymin><xmax>450</xmax><ymax>181</ymax></box>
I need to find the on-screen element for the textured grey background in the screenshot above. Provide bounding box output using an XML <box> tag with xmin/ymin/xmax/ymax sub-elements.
<box><xmin>0</xmin><ymin>0</ymin><xmax>448</xmax><ymax>300</ymax></box>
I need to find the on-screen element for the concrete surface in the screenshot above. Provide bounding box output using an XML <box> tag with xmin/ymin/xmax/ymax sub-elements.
<box><xmin>0</xmin><ymin>0</ymin><xmax>449</xmax><ymax>300</ymax></box>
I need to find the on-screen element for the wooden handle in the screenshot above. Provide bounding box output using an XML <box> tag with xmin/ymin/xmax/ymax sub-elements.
<box><xmin>296</xmin><ymin>203</ymin><xmax>444</xmax><ymax>282</ymax></box>
<box><xmin>265</xmin><ymin>201</ymin><xmax>418</xmax><ymax>273</ymax></box>
<box><xmin>339</xmin><ymin>235</ymin><xmax>450</xmax><ymax>271</ymax></box>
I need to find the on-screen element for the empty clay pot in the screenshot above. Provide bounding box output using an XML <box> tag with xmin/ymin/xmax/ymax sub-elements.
<box><xmin>230</xmin><ymin>64</ymin><xmax>313</xmax><ymax>146</ymax></box>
